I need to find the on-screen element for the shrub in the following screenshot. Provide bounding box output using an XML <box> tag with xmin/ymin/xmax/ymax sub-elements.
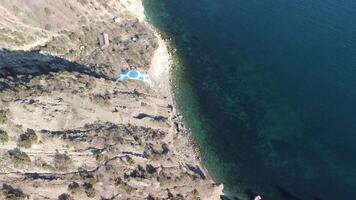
<box><xmin>133</xmin><ymin>135</ymin><xmax>143</xmax><ymax>146</ymax></box>
<box><xmin>26</xmin><ymin>129</ymin><xmax>37</xmax><ymax>142</ymax></box>
<box><xmin>1</xmin><ymin>184</ymin><xmax>26</xmax><ymax>200</ymax></box>
<box><xmin>17</xmin><ymin>129</ymin><xmax>37</xmax><ymax>148</ymax></box>
<box><xmin>126</xmin><ymin>156</ymin><xmax>135</xmax><ymax>165</ymax></box>
<box><xmin>114</xmin><ymin>177</ymin><xmax>123</xmax><ymax>186</ymax></box>
<box><xmin>115</xmin><ymin>177</ymin><xmax>133</xmax><ymax>194</ymax></box>
<box><xmin>83</xmin><ymin>183</ymin><xmax>95</xmax><ymax>198</ymax></box>
<box><xmin>54</xmin><ymin>152</ymin><xmax>71</xmax><ymax>171</ymax></box>
<box><xmin>44</xmin><ymin>7</ymin><xmax>53</xmax><ymax>16</ymax></box>
<box><xmin>95</xmin><ymin>152</ymin><xmax>105</xmax><ymax>163</ymax></box>
<box><xmin>0</xmin><ymin>110</ymin><xmax>7</xmax><ymax>124</ymax></box>
<box><xmin>192</xmin><ymin>189</ymin><xmax>199</xmax><ymax>197</ymax></box>
<box><xmin>68</xmin><ymin>182</ymin><xmax>81</xmax><ymax>194</ymax></box>
<box><xmin>149</xmin><ymin>153</ymin><xmax>162</xmax><ymax>161</ymax></box>
<box><xmin>40</xmin><ymin>162</ymin><xmax>53</xmax><ymax>170</ymax></box>
<box><xmin>122</xmin><ymin>182</ymin><xmax>133</xmax><ymax>195</ymax></box>
<box><xmin>78</xmin><ymin>0</ymin><xmax>88</xmax><ymax>5</ymax></box>
<box><xmin>79</xmin><ymin>170</ymin><xmax>97</xmax><ymax>185</ymax></box>
<box><xmin>8</xmin><ymin>148</ymin><xmax>31</xmax><ymax>164</ymax></box>
<box><xmin>85</xmin><ymin>176</ymin><xmax>97</xmax><ymax>185</ymax></box>
<box><xmin>78</xmin><ymin>75</ymin><xmax>88</xmax><ymax>84</ymax></box>
<box><xmin>156</xmin><ymin>176</ymin><xmax>164</xmax><ymax>187</ymax></box>
<box><xmin>44</xmin><ymin>24</ymin><xmax>52</xmax><ymax>31</ymax></box>
<box><xmin>0</xmin><ymin>129</ymin><xmax>9</xmax><ymax>144</ymax></box>
<box><xmin>58</xmin><ymin>193</ymin><xmax>73</xmax><ymax>200</ymax></box>
<box><xmin>17</xmin><ymin>134</ymin><xmax>32</xmax><ymax>148</ymax></box>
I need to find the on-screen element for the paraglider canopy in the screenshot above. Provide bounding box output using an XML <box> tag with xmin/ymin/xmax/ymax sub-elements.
<box><xmin>115</xmin><ymin>70</ymin><xmax>152</xmax><ymax>87</ymax></box>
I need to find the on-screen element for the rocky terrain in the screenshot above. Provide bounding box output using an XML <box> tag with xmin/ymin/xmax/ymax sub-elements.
<box><xmin>0</xmin><ymin>0</ymin><xmax>222</xmax><ymax>199</ymax></box>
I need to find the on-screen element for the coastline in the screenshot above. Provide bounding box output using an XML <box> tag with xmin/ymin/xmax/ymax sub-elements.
<box><xmin>152</xmin><ymin>30</ymin><xmax>225</xmax><ymax>200</ymax></box>
<box><xmin>139</xmin><ymin>0</ymin><xmax>223</xmax><ymax>193</ymax></box>
<box><xmin>0</xmin><ymin>0</ymin><xmax>224</xmax><ymax>199</ymax></box>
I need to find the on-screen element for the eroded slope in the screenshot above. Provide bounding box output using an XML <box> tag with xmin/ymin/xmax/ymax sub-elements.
<box><xmin>0</xmin><ymin>0</ymin><xmax>222</xmax><ymax>199</ymax></box>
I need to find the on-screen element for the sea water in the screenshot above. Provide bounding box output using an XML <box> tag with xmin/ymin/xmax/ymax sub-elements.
<box><xmin>143</xmin><ymin>0</ymin><xmax>356</xmax><ymax>199</ymax></box>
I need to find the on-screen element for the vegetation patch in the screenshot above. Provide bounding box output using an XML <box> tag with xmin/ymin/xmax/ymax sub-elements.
<box><xmin>122</xmin><ymin>182</ymin><xmax>133</xmax><ymax>195</ymax></box>
<box><xmin>1</xmin><ymin>184</ymin><xmax>27</xmax><ymax>200</ymax></box>
<box><xmin>0</xmin><ymin>110</ymin><xmax>8</xmax><ymax>124</ymax></box>
<box><xmin>68</xmin><ymin>182</ymin><xmax>82</xmax><ymax>194</ymax></box>
<box><xmin>8</xmin><ymin>148</ymin><xmax>31</xmax><ymax>164</ymax></box>
<box><xmin>0</xmin><ymin>129</ymin><xmax>9</xmax><ymax>144</ymax></box>
<box><xmin>126</xmin><ymin>156</ymin><xmax>135</xmax><ymax>165</ymax></box>
<box><xmin>149</xmin><ymin>153</ymin><xmax>162</xmax><ymax>161</ymax></box>
<box><xmin>83</xmin><ymin>183</ymin><xmax>96</xmax><ymax>198</ymax></box>
<box><xmin>58</xmin><ymin>193</ymin><xmax>73</xmax><ymax>200</ymax></box>
<box><xmin>54</xmin><ymin>152</ymin><xmax>72</xmax><ymax>171</ymax></box>
<box><xmin>95</xmin><ymin>152</ymin><xmax>106</xmax><ymax>163</ymax></box>
<box><xmin>78</xmin><ymin>0</ymin><xmax>88</xmax><ymax>5</ymax></box>
<box><xmin>44</xmin><ymin>7</ymin><xmax>53</xmax><ymax>16</ymax></box>
<box><xmin>78</xmin><ymin>75</ymin><xmax>88</xmax><ymax>84</ymax></box>
<box><xmin>17</xmin><ymin>129</ymin><xmax>37</xmax><ymax>148</ymax></box>
<box><xmin>26</xmin><ymin>129</ymin><xmax>38</xmax><ymax>142</ymax></box>
<box><xmin>114</xmin><ymin>177</ymin><xmax>123</xmax><ymax>186</ymax></box>
<box><xmin>79</xmin><ymin>170</ymin><xmax>97</xmax><ymax>185</ymax></box>
<box><xmin>40</xmin><ymin>162</ymin><xmax>53</xmax><ymax>170</ymax></box>
<box><xmin>114</xmin><ymin>177</ymin><xmax>133</xmax><ymax>195</ymax></box>
<box><xmin>17</xmin><ymin>134</ymin><xmax>32</xmax><ymax>148</ymax></box>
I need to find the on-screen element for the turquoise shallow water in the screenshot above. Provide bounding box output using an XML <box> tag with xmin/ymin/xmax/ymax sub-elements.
<box><xmin>143</xmin><ymin>0</ymin><xmax>356</xmax><ymax>199</ymax></box>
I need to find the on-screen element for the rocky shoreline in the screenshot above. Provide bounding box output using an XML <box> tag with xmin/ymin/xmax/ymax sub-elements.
<box><xmin>143</xmin><ymin>10</ymin><xmax>219</xmax><ymax>190</ymax></box>
<box><xmin>143</xmin><ymin>2</ymin><xmax>223</xmax><ymax>197</ymax></box>
<box><xmin>0</xmin><ymin>0</ymin><xmax>222</xmax><ymax>199</ymax></box>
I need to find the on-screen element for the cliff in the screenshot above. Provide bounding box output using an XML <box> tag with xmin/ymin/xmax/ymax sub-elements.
<box><xmin>0</xmin><ymin>0</ymin><xmax>222</xmax><ymax>199</ymax></box>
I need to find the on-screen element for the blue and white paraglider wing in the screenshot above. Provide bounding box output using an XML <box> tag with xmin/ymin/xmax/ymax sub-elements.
<box><xmin>115</xmin><ymin>70</ymin><xmax>153</xmax><ymax>87</ymax></box>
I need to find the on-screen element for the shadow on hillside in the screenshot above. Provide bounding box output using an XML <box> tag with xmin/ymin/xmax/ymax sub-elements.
<box><xmin>0</xmin><ymin>49</ymin><xmax>109</xmax><ymax>91</ymax></box>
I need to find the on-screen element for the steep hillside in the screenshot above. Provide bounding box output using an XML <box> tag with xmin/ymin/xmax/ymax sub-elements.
<box><xmin>0</xmin><ymin>0</ymin><xmax>222</xmax><ymax>199</ymax></box>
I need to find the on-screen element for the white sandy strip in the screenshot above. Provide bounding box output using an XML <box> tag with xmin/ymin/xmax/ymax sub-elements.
<box><xmin>119</xmin><ymin>0</ymin><xmax>172</xmax><ymax>98</ymax></box>
<box><xmin>120</xmin><ymin>0</ymin><xmax>146</xmax><ymax>22</ymax></box>
<box><xmin>148</xmin><ymin>35</ymin><xmax>172</xmax><ymax>99</ymax></box>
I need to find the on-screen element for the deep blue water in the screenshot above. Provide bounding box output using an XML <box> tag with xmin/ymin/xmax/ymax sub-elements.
<box><xmin>144</xmin><ymin>0</ymin><xmax>356</xmax><ymax>199</ymax></box>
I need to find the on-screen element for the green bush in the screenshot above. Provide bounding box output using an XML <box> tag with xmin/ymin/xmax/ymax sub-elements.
<box><xmin>17</xmin><ymin>129</ymin><xmax>37</xmax><ymax>148</ymax></box>
<box><xmin>26</xmin><ymin>129</ymin><xmax>37</xmax><ymax>142</ymax></box>
<box><xmin>0</xmin><ymin>110</ymin><xmax>7</xmax><ymax>124</ymax></box>
<box><xmin>17</xmin><ymin>134</ymin><xmax>32</xmax><ymax>148</ymax></box>
<box><xmin>79</xmin><ymin>170</ymin><xmax>97</xmax><ymax>185</ymax></box>
<box><xmin>83</xmin><ymin>183</ymin><xmax>95</xmax><ymax>198</ymax></box>
<box><xmin>1</xmin><ymin>184</ymin><xmax>26</xmax><ymax>200</ymax></box>
<box><xmin>86</xmin><ymin>176</ymin><xmax>97</xmax><ymax>185</ymax></box>
<box><xmin>122</xmin><ymin>182</ymin><xmax>133</xmax><ymax>195</ymax></box>
<box><xmin>78</xmin><ymin>75</ymin><xmax>88</xmax><ymax>84</ymax></box>
<box><xmin>0</xmin><ymin>129</ymin><xmax>9</xmax><ymax>144</ymax></box>
<box><xmin>68</xmin><ymin>182</ymin><xmax>82</xmax><ymax>194</ymax></box>
<box><xmin>8</xmin><ymin>148</ymin><xmax>31</xmax><ymax>164</ymax></box>
<box><xmin>95</xmin><ymin>152</ymin><xmax>105</xmax><ymax>163</ymax></box>
<box><xmin>58</xmin><ymin>193</ymin><xmax>73</xmax><ymax>200</ymax></box>
<box><xmin>126</xmin><ymin>156</ymin><xmax>135</xmax><ymax>165</ymax></box>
